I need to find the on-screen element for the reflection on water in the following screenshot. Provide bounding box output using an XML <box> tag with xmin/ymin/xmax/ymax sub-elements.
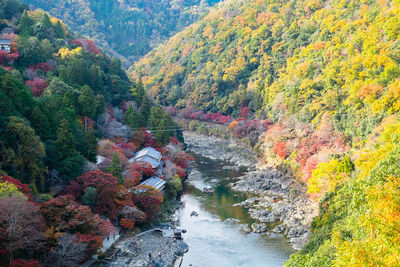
<box><xmin>175</xmin><ymin>153</ymin><xmax>294</xmax><ymax>267</ymax></box>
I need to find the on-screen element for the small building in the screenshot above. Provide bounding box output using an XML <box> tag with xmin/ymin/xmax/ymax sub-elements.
<box><xmin>139</xmin><ymin>176</ymin><xmax>166</xmax><ymax>192</ymax></box>
<box><xmin>0</xmin><ymin>39</ymin><xmax>11</xmax><ymax>53</ymax></box>
<box><xmin>130</xmin><ymin>147</ymin><xmax>162</xmax><ymax>169</ymax></box>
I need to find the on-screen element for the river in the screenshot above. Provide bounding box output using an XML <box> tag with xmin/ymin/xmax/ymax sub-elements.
<box><xmin>174</xmin><ymin>152</ymin><xmax>294</xmax><ymax>267</ymax></box>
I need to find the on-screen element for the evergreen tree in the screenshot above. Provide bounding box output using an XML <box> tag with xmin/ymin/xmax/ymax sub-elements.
<box><xmin>107</xmin><ymin>153</ymin><xmax>123</xmax><ymax>184</ymax></box>
<box><xmin>82</xmin><ymin>186</ymin><xmax>97</xmax><ymax>209</ymax></box>
<box><xmin>54</xmin><ymin>20</ymin><xmax>64</xmax><ymax>38</ymax></box>
<box><xmin>63</xmin><ymin>90</ymin><xmax>77</xmax><ymax>112</ymax></box>
<box><xmin>148</xmin><ymin>106</ymin><xmax>164</xmax><ymax>129</ymax></box>
<box><xmin>124</xmin><ymin>105</ymin><xmax>140</xmax><ymax>129</ymax></box>
<box><xmin>154</xmin><ymin>114</ymin><xmax>173</xmax><ymax>146</ymax></box>
<box><xmin>78</xmin><ymin>85</ymin><xmax>96</xmax><ymax>118</ymax></box>
<box><xmin>39</xmin><ymin>13</ymin><xmax>52</xmax><ymax>29</ymax></box>
<box><xmin>110</xmin><ymin>57</ymin><xmax>121</xmax><ymax>75</ymax></box>
<box><xmin>83</xmin><ymin>127</ymin><xmax>97</xmax><ymax>162</ymax></box>
<box><xmin>131</xmin><ymin>82</ymin><xmax>145</xmax><ymax>107</ymax></box>
<box><xmin>95</xmin><ymin>94</ymin><xmax>106</xmax><ymax>117</ymax></box>
<box><xmin>17</xmin><ymin>10</ymin><xmax>34</xmax><ymax>36</ymax></box>
<box><xmin>55</xmin><ymin>119</ymin><xmax>77</xmax><ymax>160</ymax></box>
<box><xmin>29</xmin><ymin>105</ymin><xmax>50</xmax><ymax>139</ymax></box>
<box><xmin>140</xmin><ymin>95</ymin><xmax>151</xmax><ymax>123</ymax></box>
<box><xmin>5</xmin><ymin>116</ymin><xmax>45</xmax><ymax>189</ymax></box>
<box><xmin>78</xmin><ymin>85</ymin><xmax>96</xmax><ymax>132</ymax></box>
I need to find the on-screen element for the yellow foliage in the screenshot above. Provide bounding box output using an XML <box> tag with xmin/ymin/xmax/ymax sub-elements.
<box><xmin>356</xmin><ymin>118</ymin><xmax>400</xmax><ymax>180</ymax></box>
<box><xmin>0</xmin><ymin>181</ymin><xmax>23</xmax><ymax>199</ymax></box>
<box><xmin>334</xmin><ymin>175</ymin><xmax>400</xmax><ymax>266</ymax></box>
<box><xmin>55</xmin><ymin>47</ymin><xmax>82</xmax><ymax>59</ymax></box>
<box><xmin>308</xmin><ymin>159</ymin><xmax>344</xmax><ymax>194</ymax></box>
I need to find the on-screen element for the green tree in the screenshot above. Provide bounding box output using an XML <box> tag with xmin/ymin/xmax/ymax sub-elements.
<box><xmin>124</xmin><ymin>105</ymin><xmax>140</xmax><ymax>129</ymax></box>
<box><xmin>78</xmin><ymin>85</ymin><xmax>96</xmax><ymax>132</ymax></box>
<box><xmin>54</xmin><ymin>20</ymin><xmax>64</xmax><ymax>38</ymax></box>
<box><xmin>148</xmin><ymin>106</ymin><xmax>164</xmax><ymax>129</ymax></box>
<box><xmin>83</xmin><ymin>127</ymin><xmax>97</xmax><ymax>162</ymax></box>
<box><xmin>154</xmin><ymin>114</ymin><xmax>172</xmax><ymax>145</ymax></box>
<box><xmin>47</xmin><ymin>77</ymin><xmax>74</xmax><ymax>96</ymax></box>
<box><xmin>107</xmin><ymin>153</ymin><xmax>123</xmax><ymax>184</ymax></box>
<box><xmin>17</xmin><ymin>10</ymin><xmax>34</xmax><ymax>36</ymax></box>
<box><xmin>140</xmin><ymin>95</ymin><xmax>151</xmax><ymax>122</ymax></box>
<box><xmin>131</xmin><ymin>82</ymin><xmax>145</xmax><ymax>107</ymax></box>
<box><xmin>78</xmin><ymin>85</ymin><xmax>96</xmax><ymax>118</ymax></box>
<box><xmin>5</xmin><ymin>116</ymin><xmax>45</xmax><ymax>189</ymax></box>
<box><xmin>95</xmin><ymin>94</ymin><xmax>106</xmax><ymax>117</ymax></box>
<box><xmin>29</xmin><ymin>105</ymin><xmax>51</xmax><ymax>139</ymax></box>
<box><xmin>40</xmin><ymin>13</ymin><xmax>52</xmax><ymax>27</ymax></box>
<box><xmin>337</xmin><ymin>155</ymin><xmax>355</xmax><ymax>174</ymax></box>
<box><xmin>55</xmin><ymin>119</ymin><xmax>77</xmax><ymax>160</ymax></box>
<box><xmin>82</xmin><ymin>186</ymin><xmax>97</xmax><ymax>209</ymax></box>
<box><xmin>62</xmin><ymin>89</ymin><xmax>77</xmax><ymax>112</ymax></box>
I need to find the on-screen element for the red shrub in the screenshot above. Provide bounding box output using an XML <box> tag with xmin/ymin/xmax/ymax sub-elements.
<box><xmin>11</xmin><ymin>259</ymin><xmax>41</xmax><ymax>267</ymax></box>
<box><xmin>124</xmin><ymin>166</ymin><xmax>141</xmax><ymax>187</ymax></box>
<box><xmin>75</xmin><ymin>233</ymin><xmax>103</xmax><ymax>257</ymax></box>
<box><xmin>240</xmin><ymin>107</ymin><xmax>251</xmax><ymax>119</ymax></box>
<box><xmin>120</xmin><ymin>218</ymin><xmax>135</xmax><ymax>230</ymax></box>
<box><xmin>143</xmin><ymin>131</ymin><xmax>158</xmax><ymax>148</ymax></box>
<box><xmin>29</xmin><ymin>62</ymin><xmax>54</xmax><ymax>72</ymax></box>
<box><xmin>175</xmin><ymin>166</ymin><xmax>186</xmax><ymax>178</ymax></box>
<box><xmin>75</xmin><ymin>170</ymin><xmax>119</xmax><ymax>191</ymax></box>
<box><xmin>0</xmin><ymin>51</ymin><xmax>19</xmax><ymax>66</ymax></box>
<box><xmin>132</xmin><ymin>185</ymin><xmax>163</xmax><ymax>218</ymax></box>
<box><xmin>131</xmin><ymin>162</ymin><xmax>155</xmax><ymax>178</ymax></box>
<box><xmin>25</xmin><ymin>78</ymin><xmax>48</xmax><ymax>97</ymax></box>
<box><xmin>72</xmin><ymin>39</ymin><xmax>101</xmax><ymax>55</ymax></box>
<box><xmin>273</xmin><ymin>142</ymin><xmax>288</xmax><ymax>159</ymax></box>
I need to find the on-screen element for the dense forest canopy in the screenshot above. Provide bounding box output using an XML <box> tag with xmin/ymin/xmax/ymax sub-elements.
<box><xmin>21</xmin><ymin>0</ymin><xmax>221</xmax><ymax>67</ymax></box>
<box><xmin>0</xmin><ymin>0</ymin><xmax>190</xmax><ymax>265</ymax></box>
<box><xmin>132</xmin><ymin>0</ymin><xmax>400</xmax><ymax>265</ymax></box>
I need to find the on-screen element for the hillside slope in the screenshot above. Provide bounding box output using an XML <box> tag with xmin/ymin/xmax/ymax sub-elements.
<box><xmin>0</xmin><ymin>1</ymin><xmax>190</xmax><ymax>265</ymax></box>
<box><xmin>22</xmin><ymin>0</ymin><xmax>221</xmax><ymax>67</ymax></box>
<box><xmin>132</xmin><ymin>0</ymin><xmax>400</xmax><ymax>265</ymax></box>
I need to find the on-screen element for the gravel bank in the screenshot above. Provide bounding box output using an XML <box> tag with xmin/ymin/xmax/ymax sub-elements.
<box><xmin>102</xmin><ymin>231</ymin><xmax>188</xmax><ymax>267</ymax></box>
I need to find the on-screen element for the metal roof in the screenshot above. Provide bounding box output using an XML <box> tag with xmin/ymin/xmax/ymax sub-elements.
<box><xmin>134</xmin><ymin>147</ymin><xmax>161</xmax><ymax>161</ymax></box>
<box><xmin>132</xmin><ymin>155</ymin><xmax>162</xmax><ymax>169</ymax></box>
<box><xmin>140</xmin><ymin>177</ymin><xmax>166</xmax><ymax>191</ymax></box>
<box><xmin>0</xmin><ymin>39</ymin><xmax>11</xmax><ymax>45</ymax></box>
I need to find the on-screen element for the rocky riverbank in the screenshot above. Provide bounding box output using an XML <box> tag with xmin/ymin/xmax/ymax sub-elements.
<box><xmin>184</xmin><ymin>132</ymin><xmax>258</xmax><ymax>169</ymax></box>
<box><xmin>98</xmin><ymin>231</ymin><xmax>188</xmax><ymax>267</ymax></box>
<box><xmin>184</xmin><ymin>132</ymin><xmax>318</xmax><ymax>250</ymax></box>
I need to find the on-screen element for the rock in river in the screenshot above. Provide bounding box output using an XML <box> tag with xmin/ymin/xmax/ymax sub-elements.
<box><xmin>251</xmin><ymin>223</ymin><xmax>268</xmax><ymax>234</ymax></box>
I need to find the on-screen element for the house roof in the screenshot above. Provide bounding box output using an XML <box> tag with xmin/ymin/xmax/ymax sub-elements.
<box><xmin>134</xmin><ymin>147</ymin><xmax>161</xmax><ymax>161</ymax></box>
<box><xmin>140</xmin><ymin>176</ymin><xmax>166</xmax><ymax>191</ymax></box>
<box><xmin>131</xmin><ymin>155</ymin><xmax>162</xmax><ymax>169</ymax></box>
<box><xmin>0</xmin><ymin>39</ymin><xmax>11</xmax><ymax>45</ymax></box>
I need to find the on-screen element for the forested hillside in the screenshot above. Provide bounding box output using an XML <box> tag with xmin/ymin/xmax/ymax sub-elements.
<box><xmin>132</xmin><ymin>0</ymin><xmax>400</xmax><ymax>265</ymax></box>
<box><xmin>0</xmin><ymin>1</ymin><xmax>191</xmax><ymax>265</ymax></box>
<box><xmin>22</xmin><ymin>0</ymin><xmax>221</xmax><ymax>67</ymax></box>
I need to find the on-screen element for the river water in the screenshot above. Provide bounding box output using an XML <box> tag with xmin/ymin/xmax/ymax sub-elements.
<box><xmin>174</xmin><ymin>152</ymin><xmax>294</xmax><ymax>267</ymax></box>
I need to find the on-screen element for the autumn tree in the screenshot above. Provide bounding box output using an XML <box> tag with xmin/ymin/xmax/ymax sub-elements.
<box><xmin>0</xmin><ymin>197</ymin><xmax>46</xmax><ymax>265</ymax></box>
<box><xmin>132</xmin><ymin>185</ymin><xmax>163</xmax><ymax>218</ymax></box>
